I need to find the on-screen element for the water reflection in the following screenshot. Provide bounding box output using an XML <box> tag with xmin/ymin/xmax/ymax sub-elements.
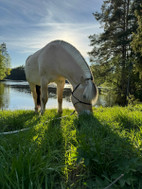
<box><xmin>0</xmin><ymin>80</ymin><xmax>117</xmax><ymax>110</ymax></box>
<box><xmin>0</xmin><ymin>82</ymin><xmax>10</xmax><ymax>109</ymax></box>
<box><xmin>97</xmin><ymin>89</ymin><xmax>117</xmax><ymax>107</ymax></box>
<box><xmin>0</xmin><ymin>80</ymin><xmax>73</xmax><ymax>110</ymax></box>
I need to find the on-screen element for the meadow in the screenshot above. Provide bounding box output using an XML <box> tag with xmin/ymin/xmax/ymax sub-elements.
<box><xmin>0</xmin><ymin>105</ymin><xmax>142</xmax><ymax>189</ymax></box>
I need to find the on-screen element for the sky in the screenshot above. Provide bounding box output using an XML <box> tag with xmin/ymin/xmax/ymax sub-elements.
<box><xmin>0</xmin><ymin>0</ymin><xmax>103</xmax><ymax>68</ymax></box>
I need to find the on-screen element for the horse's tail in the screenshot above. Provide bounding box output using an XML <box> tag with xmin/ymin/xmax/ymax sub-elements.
<box><xmin>36</xmin><ymin>85</ymin><xmax>41</xmax><ymax>106</ymax></box>
<box><xmin>83</xmin><ymin>80</ymin><xmax>98</xmax><ymax>105</ymax></box>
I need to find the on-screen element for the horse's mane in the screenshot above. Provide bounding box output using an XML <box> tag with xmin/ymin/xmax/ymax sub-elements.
<box><xmin>52</xmin><ymin>40</ymin><xmax>92</xmax><ymax>79</ymax></box>
<box><xmin>83</xmin><ymin>79</ymin><xmax>98</xmax><ymax>104</ymax></box>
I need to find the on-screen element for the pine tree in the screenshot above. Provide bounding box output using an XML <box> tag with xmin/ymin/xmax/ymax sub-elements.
<box><xmin>131</xmin><ymin>6</ymin><xmax>142</xmax><ymax>79</ymax></box>
<box><xmin>89</xmin><ymin>0</ymin><xmax>142</xmax><ymax>105</ymax></box>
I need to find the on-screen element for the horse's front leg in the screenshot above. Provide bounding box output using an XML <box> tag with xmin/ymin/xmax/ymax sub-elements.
<box><xmin>57</xmin><ymin>79</ymin><xmax>65</xmax><ymax>114</ymax></box>
<box><xmin>41</xmin><ymin>79</ymin><xmax>48</xmax><ymax>115</ymax></box>
<box><xmin>29</xmin><ymin>83</ymin><xmax>39</xmax><ymax>113</ymax></box>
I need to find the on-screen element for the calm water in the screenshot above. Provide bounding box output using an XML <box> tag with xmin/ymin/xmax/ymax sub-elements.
<box><xmin>0</xmin><ymin>80</ymin><xmax>116</xmax><ymax>110</ymax></box>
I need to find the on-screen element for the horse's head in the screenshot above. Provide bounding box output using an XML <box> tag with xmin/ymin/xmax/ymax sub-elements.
<box><xmin>71</xmin><ymin>77</ymin><xmax>98</xmax><ymax>114</ymax></box>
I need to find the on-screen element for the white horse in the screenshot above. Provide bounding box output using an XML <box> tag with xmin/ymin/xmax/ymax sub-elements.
<box><xmin>25</xmin><ymin>40</ymin><xmax>98</xmax><ymax>114</ymax></box>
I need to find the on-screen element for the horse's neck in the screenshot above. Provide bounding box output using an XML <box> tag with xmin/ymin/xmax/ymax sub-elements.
<box><xmin>52</xmin><ymin>43</ymin><xmax>89</xmax><ymax>89</ymax></box>
<box><xmin>63</xmin><ymin>66</ymin><xmax>83</xmax><ymax>89</ymax></box>
<box><xmin>68</xmin><ymin>77</ymin><xmax>81</xmax><ymax>89</ymax></box>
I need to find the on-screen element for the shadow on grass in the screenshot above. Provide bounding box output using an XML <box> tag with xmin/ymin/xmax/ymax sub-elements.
<box><xmin>69</xmin><ymin>113</ymin><xmax>142</xmax><ymax>189</ymax></box>
<box><xmin>0</xmin><ymin>110</ymin><xmax>142</xmax><ymax>189</ymax></box>
<box><xmin>30</xmin><ymin>112</ymin><xmax>66</xmax><ymax>189</ymax></box>
<box><xmin>0</xmin><ymin>111</ymin><xmax>67</xmax><ymax>188</ymax></box>
<box><xmin>0</xmin><ymin>110</ymin><xmax>40</xmax><ymax>132</ymax></box>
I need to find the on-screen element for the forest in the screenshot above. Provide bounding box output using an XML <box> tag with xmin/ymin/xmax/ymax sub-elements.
<box><xmin>89</xmin><ymin>0</ymin><xmax>142</xmax><ymax>106</ymax></box>
<box><xmin>6</xmin><ymin>66</ymin><xmax>26</xmax><ymax>80</ymax></box>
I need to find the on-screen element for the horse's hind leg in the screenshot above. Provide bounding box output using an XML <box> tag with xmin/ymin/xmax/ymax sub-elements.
<box><xmin>41</xmin><ymin>78</ymin><xmax>48</xmax><ymax>115</ymax></box>
<box><xmin>36</xmin><ymin>85</ymin><xmax>41</xmax><ymax>111</ymax></box>
<box><xmin>57</xmin><ymin>79</ymin><xmax>65</xmax><ymax>114</ymax></box>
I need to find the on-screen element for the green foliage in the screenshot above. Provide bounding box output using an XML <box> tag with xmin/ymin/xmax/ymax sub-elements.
<box><xmin>74</xmin><ymin>107</ymin><xmax>142</xmax><ymax>188</ymax></box>
<box><xmin>131</xmin><ymin>9</ymin><xmax>142</xmax><ymax>79</ymax></box>
<box><xmin>89</xmin><ymin>0</ymin><xmax>142</xmax><ymax>105</ymax></box>
<box><xmin>0</xmin><ymin>43</ymin><xmax>11</xmax><ymax>80</ymax></box>
<box><xmin>131</xmin><ymin>13</ymin><xmax>142</xmax><ymax>55</ymax></box>
<box><xmin>0</xmin><ymin>106</ymin><xmax>142</xmax><ymax>188</ymax></box>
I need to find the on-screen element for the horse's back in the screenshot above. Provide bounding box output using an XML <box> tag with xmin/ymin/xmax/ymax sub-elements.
<box><xmin>36</xmin><ymin>41</ymin><xmax>77</xmax><ymax>80</ymax></box>
<box><xmin>25</xmin><ymin>42</ymin><xmax>64</xmax><ymax>84</ymax></box>
<box><xmin>25</xmin><ymin>40</ymin><xmax>91</xmax><ymax>84</ymax></box>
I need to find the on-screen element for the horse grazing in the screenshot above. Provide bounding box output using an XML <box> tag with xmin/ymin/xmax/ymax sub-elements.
<box><xmin>25</xmin><ymin>40</ymin><xmax>98</xmax><ymax>114</ymax></box>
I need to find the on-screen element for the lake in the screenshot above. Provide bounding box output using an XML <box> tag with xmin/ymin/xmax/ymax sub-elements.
<box><xmin>0</xmin><ymin>80</ymin><xmax>117</xmax><ymax>110</ymax></box>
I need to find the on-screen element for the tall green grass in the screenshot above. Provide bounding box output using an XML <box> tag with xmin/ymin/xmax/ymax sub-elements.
<box><xmin>0</xmin><ymin>106</ymin><xmax>142</xmax><ymax>188</ymax></box>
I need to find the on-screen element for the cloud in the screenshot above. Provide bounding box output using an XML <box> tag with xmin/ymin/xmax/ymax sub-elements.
<box><xmin>0</xmin><ymin>0</ymin><xmax>103</xmax><ymax>67</ymax></box>
<box><xmin>5</xmin><ymin>22</ymin><xmax>102</xmax><ymax>56</ymax></box>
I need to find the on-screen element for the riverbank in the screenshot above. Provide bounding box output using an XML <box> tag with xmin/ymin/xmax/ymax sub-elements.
<box><xmin>0</xmin><ymin>105</ymin><xmax>142</xmax><ymax>188</ymax></box>
<box><xmin>0</xmin><ymin>80</ymin><xmax>118</xmax><ymax>110</ymax></box>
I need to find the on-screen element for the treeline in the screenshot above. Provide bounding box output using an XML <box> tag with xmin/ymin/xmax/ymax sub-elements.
<box><xmin>89</xmin><ymin>0</ymin><xmax>142</xmax><ymax>105</ymax></box>
<box><xmin>6</xmin><ymin>66</ymin><xmax>26</xmax><ymax>80</ymax></box>
<box><xmin>6</xmin><ymin>66</ymin><xmax>70</xmax><ymax>84</ymax></box>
